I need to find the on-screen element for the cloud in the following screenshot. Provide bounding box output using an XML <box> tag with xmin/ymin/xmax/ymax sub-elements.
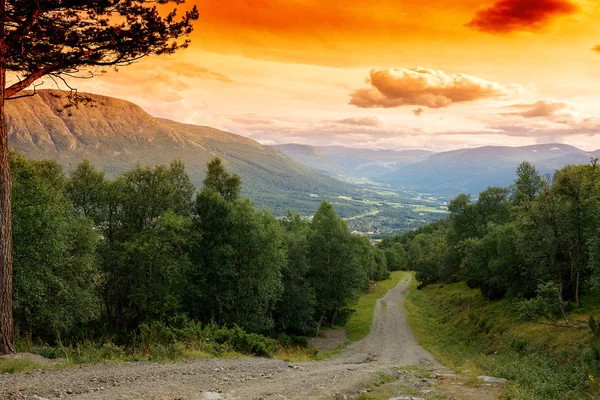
<box><xmin>475</xmin><ymin>99</ymin><xmax>600</xmax><ymax>140</ymax></box>
<box><xmin>163</xmin><ymin>61</ymin><xmax>233</xmax><ymax>83</ymax></box>
<box><xmin>592</xmin><ymin>45</ymin><xmax>600</xmax><ymax>54</ymax></box>
<box><xmin>322</xmin><ymin>117</ymin><xmax>382</xmax><ymax>127</ymax></box>
<box><xmin>413</xmin><ymin>108</ymin><xmax>424</xmax><ymax>117</ymax></box>
<box><xmin>504</xmin><ymin>99</ymin><xmax>577</xmax><ymax>123</ymax></box>
<box><xmin>467</xmin><ymin>0</ymin><xmax>578</xmax><ymax>34</ymax></box>
<box><xmin>349</xmin><ymin>67</ymin><xmax>521</xmax><ymax>109</ymax></box>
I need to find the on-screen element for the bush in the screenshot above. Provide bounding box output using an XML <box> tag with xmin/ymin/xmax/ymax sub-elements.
<box><xmin>202</xmin><ymin>324</ymin><xmax>277</xmax><ymax>357</ymax></box>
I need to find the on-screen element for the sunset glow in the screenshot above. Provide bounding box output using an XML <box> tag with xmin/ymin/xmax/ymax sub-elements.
<box><xmin>69</xmin><ymin>0</ymin><xmax>600</xmax><ymax>150</ymax></box>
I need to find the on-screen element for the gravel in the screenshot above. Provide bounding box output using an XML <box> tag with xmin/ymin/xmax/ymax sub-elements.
<box><xmin>0</xmin><ymin>276</ymin><xmax>496</xmax><ymax>400</ymax></box>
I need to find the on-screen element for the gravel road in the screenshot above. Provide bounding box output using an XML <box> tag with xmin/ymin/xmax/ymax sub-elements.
<box><xmin>0</xmin><ymin>275</ymin><xmax>495</xmax><ymax>400</ymax></box>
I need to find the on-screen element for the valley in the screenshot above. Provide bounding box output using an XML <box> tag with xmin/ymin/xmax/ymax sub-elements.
<box><xmin>7</xmin><ymin>90</ymin><xmax>598</xmax><ymax>239</ymax></box>
<box><xmin>6</xmin><ymin>90</ymin><xmax>449</xmax><ymax>237</ymax></box>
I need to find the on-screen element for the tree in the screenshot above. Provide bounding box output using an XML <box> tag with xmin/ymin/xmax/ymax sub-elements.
<box><xmin>512</xmin><ymin>161</ymin><xmax>543</xmax><ymax>205</ymax></box>
<box><xmin>0</xmin><ymin>0</ymin><xmax>198</xmax><ymax>354</ymax></box>
<box><xmin>11</xmin><ymin>154</ymin><xmax>99</xmax><ymax>341</ymax></box>
<box><xmin>309</xmin><ymin>201</ymin><xmax>366</xmax><ymax>330</ymax></box>
<box><xmin>274</xmin><ymin>212</ymin><xmax>316</xmax><ymax>334</ymax></box>
<box><xmin>67</xmin><ymin>160</ymin><xmax>108</xmax><ymax>224</ymax></box>
<box><xmin>120</xmin><ymin>211</ymin><xmax>190</xmax><ymax>327</ymax></box>
<box><xmin>203</xmin><ymin>157</ymin><xmax>241</xmax><ymax>202</ymax></box>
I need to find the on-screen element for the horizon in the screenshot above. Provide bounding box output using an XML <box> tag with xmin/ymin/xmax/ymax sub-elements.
<box><xmin>11</xmin><ymin>0</ymin><xmax>600</xmax><ymax>152</ymax></box>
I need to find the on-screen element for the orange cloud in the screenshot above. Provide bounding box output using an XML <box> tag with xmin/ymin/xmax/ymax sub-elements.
<box><xmin>350</xmin><ymin>68</ymin><xmax>521</xmax><ymax>109</ymax></box>
<box><xmin>592</xmin><ymin>45</ymin><xmax>600</xmax><ymax>54</ymax></box>
<box><xmin>413</xmin><ymin>108</ymin><xmax>424</xmax><ymax>116</ymax></box>
<box><xmin>166</xmin><ymin>61</ymin><xmax>233</xmax><ymax>82</ymax></box>
<box><xmin>323</xmin><ymin>117</ymin><xmax>383</xmax><ymax>127</ymax></box>
<box><xmin>509</xmin><ymin>100</ymin><xmax>574</xmax><ymax>118</ymax></box>
<box><xmin>467</xmin><ymin>0</ymin><xmax>578</xmax><ymax>33</ymax></box>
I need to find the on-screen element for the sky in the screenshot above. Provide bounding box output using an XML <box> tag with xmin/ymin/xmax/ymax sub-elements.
<box><xmin>73</xmin><ymin>0</ymin><xmax>600</xmax><ymax>151</ymax></box>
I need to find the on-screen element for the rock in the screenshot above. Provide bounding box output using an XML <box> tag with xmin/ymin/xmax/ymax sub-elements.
<box><xmin>389</xmin><ymin>397</ymin><xmax>424</xmax><ymax>400</ymax></box>
<box><xmin>434</xmin><ymin>373</ymin><xmax>456</xmax><ymax>379</ymax></box>
<box><xmin>477</xmin><ymin>376</ymin><xmax>508</xmax><ymax>383</ymax></box>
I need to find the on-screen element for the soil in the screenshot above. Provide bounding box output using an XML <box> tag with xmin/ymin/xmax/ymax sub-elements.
<box><xmin>308</xmin><ymin>328</ymin><xmax>347</xmax><ymax>351</ymax></box>
<box><xmin>0</xmin><ymin>276</ymin><xmax>502</xmax><ymax>400</ymax></box>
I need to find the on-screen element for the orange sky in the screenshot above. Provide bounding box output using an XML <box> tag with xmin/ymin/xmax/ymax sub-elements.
<box><xmin>68</xmin><ymin>0</ymin><xmax>600</xmax><ymax>150</ymax></box>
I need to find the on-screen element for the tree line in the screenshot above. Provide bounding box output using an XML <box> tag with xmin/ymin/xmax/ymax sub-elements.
<box><xmin>10</xmin><ymin>154</ymin><xmax>400</xmax><ymax>346</ymax></box>
<box><xmin>381</xmin><ymin>160</ymin><xmax>600</xmax><ymax>310</ymax></box>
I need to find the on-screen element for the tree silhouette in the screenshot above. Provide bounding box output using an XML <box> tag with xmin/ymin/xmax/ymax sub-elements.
<box><xmin>0</xmin><ymin>0</ymin><xmax>198</xmax><ymax>354</ymax></box>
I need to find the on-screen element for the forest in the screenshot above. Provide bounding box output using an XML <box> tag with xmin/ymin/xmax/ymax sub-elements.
<box><xmin>382</xmin><ymin>159</ymin><xmax>600</xmax><ymax>322</ymax></box>
<box><xmin>9</xmin><ymin>153</ymin><xmax>402</xmax><ymax>356</ymax></box>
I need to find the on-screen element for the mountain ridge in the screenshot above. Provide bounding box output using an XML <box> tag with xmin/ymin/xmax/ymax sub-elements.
<box><xmin>275</xmin><ymin>141</ymin><xmax>598</xmax><ymax>196</ymax></box>
<box><xmin>6</xmin><ymin>90</ymin><xmax>361</xmax><ymax>216</ymax></box>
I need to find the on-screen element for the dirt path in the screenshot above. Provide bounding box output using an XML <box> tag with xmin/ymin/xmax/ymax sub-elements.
<box><xmin>0</xmin><ymin>276</ymin><xmax>498</xmax><ymax>400</ymax></box>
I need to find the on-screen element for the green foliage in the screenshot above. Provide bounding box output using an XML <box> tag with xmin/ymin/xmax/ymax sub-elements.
<box><xmin>517</xmin><ymin>283</ymin><xmax>570</xmax><ymax>325</ymax></box>
<box><xmin>190</xmin><ymin>188</ymin><xmax>284</xmax><ymax>333</ymax></box>
<box><xmin>202</xmin><ymin>324</ymin><xmax>278</xmax><ymax>357</ymax></box>
<box><xmin>67</xmin><ymin>160</ymin><xmax>108</xmax><ymax>224</ymax></box>
<box><xmin>11</xmin><ymin>154</ymin><xmax>99</xmax><ymax>341</ymax></box>
<box><xmin>120</xmin><ymin>212</ymin><xmax>191</xmax><ymax>326</ymax></box>
<box><xmin>10</xmin><ymin>154</ymin><xmax>392</xmax><ymax>363</ymax></box>
<box><xmin>274</xmin><ymin>213</ymin><xmax>317</xmax><ymax>334</ymax></box>
<box><xmin>309</xmin><ymin>201</ymin><xmax>369</xmax><ymax>327</ymax></box>
<box><xmin>589</xmin><ymin>316</ymin><xmax>600</xmax><ymax>337</ymax></box>
<box><xmin>396</xmin><ymin>160</ymin><xmax>600</xmax><ymax>307</ymax></box>
<box><xmin>203</xmin><ymin>157</ymin><xmax>241</xmax><ymax>202</ymax></box>
<box><xmin>406</xmin><ymin>279</ymin><xmax>599</xmax><ymax>400</ymax></box>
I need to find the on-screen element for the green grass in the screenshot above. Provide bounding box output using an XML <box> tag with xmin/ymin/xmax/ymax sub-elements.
<box><xmin>0</xmin><ymin>359</ymin><xmax>67</xmax><ymax>374</ymax></box>
<box><xmin>346</xmin><ymin>271</ymin><xmax>407</xmax><ymax>343</ymax></box>
<box><xmin>405</xmin><ymin>274</ymin><xmax>600</xmax><ymax>399</ymax></box>
<box><xmin>1</xmin><ymin>340</ymin><xmax>242</xmax><ymax>374</ymax></box>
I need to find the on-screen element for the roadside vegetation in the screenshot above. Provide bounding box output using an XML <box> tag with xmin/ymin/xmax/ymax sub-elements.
<box><xmin>391</xmin><ymin>160</ymin><xmax>600</xmax><ymax>399</ymax></box>
<box><xmin>2</xmin><ymin>153</ymin><xmax>408</xmax><ymax>372</ymax></box>
<box><xmin>406</xmin><ymin>277</ymin><xmax>600</xmax><ymax>399</ymax></box>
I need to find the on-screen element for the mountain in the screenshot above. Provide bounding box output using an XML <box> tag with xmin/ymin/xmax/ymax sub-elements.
<box><xmin>274</xmin><ymin>144</ymin><xmax>433</xmax><ymax>177</ymax></box>
<box><xmin>273</xmin><ymin>144</ymin><xmax>348</xmax><ymax>176</ymax></box>
<box><xmin>6</xmin><ymin>90</ymin><xmax>362</xmax><ymax>216</ymax></box>
<box><xmin>382</xmin><ymin>143</ymin><xmax>597</xmax><ymax>195</ymax></box>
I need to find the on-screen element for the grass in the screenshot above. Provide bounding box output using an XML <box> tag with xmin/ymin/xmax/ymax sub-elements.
<box><xmin>405</xmin><ymin>273</ymin><xmax>600</xmax><ymax>399</ymax></box>
<box><xmin>0</xmin><ymin>359</ymin><xmax>66</xmax><ymax>374</ymax></box>
<box><xmin>274</xmin><ymin>346</ymin><xmax>317</xmax><ymax>362</ymax></box>
<box><xmin>345</xmin><ymin>271</ymin><xmax>407</xmax><ymax>343</ymax></box>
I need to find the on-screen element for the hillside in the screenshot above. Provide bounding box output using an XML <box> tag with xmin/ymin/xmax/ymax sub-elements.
<box><xmin>382</xmin><ymin>143</ymin><xmax>598</xmax><ymax>195</ymax></box>
<box><xmin>6</xmin><ymin>90</ymin><xmax>363</xmax><ymax>216</ymax></box>
<box><xmin>274</xmin><ymin>144</ymin><xmax>349</xmax><ymax>176</ymax></box>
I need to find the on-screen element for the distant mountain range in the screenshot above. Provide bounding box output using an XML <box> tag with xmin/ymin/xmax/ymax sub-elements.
<box><xmin>385</xmin><ymin>143</ymin><xmax>599</xmax><ymax>195</ymax></box>
<box><xmin>6</xmin><ymin>90</ymin><xmax>361</xmax><ymax>215</ymax></box>
<box><xmin>276</xmin><ymin>143</ymin><xmax>600</xmax><ymax>196</ymax></box>
<box><xmin>274</xmin><ymin>144</ymin><xmax>433</xmax><ymax>177</ymax></box>
<box><xmin>9</xmin><ymin>90</ymin><xmax>598</xmax><ymax>210</ymax></box>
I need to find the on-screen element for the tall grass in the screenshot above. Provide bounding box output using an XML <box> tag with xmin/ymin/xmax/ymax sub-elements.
<box><xmin>405</xmin><ymin>274</ymin><xmax>600</xmax><ymax>399</ymax></box>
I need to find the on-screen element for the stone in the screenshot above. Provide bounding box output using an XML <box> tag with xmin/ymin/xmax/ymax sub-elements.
<box><xmin>477</xmin><ymin>376</ymin><xmax>508</xmax><ymax>383</ymax></box>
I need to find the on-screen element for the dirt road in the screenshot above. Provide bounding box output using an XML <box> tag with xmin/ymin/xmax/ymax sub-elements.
<box><xmin>0</xmin><ymin>275</ymin><xmax>496</xmax><ymax>400</ymax></box>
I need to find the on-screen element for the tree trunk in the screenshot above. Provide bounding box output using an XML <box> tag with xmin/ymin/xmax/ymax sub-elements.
<box><xmin>575</xmin><ymin>269</ymin><xmax>581</xmax><ymax>307</ymax></box>
<box><xmin>0</xmin><ymin>62</ymin><xmax>15</xmax><ymax>355</ymax></box>
<box><xmin>315</xmin><ymin>314</ymin><xmax>325</xmax><ymax>337</ymax></box>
